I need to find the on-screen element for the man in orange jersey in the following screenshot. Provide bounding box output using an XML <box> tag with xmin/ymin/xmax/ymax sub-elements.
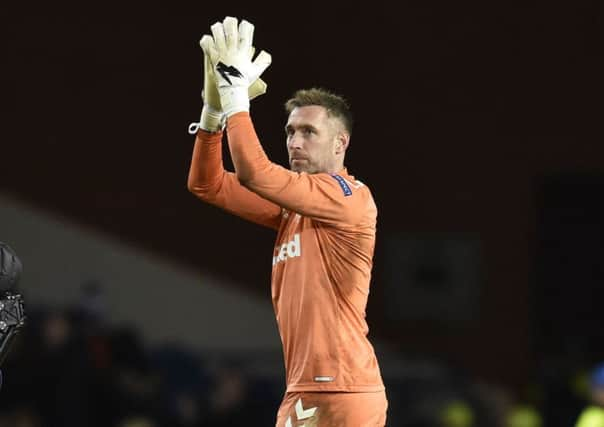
<box><xmin>187</xmin><ymin>16</ymin><xmax>387</xmax><ymax>426</ymax></box>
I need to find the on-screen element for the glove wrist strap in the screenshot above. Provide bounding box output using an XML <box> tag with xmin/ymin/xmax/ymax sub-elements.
<box><xmin>188</xmin><ymin>106</ymin><xmax>224</xmax><ymax>135</ymax></box>
<box><xmin>199</xmin><ymin>105</ymin><xmax>225</xmax><ymax>132</ymax></box>
<box><xmin>221</xmin><ymin>88</ymin><xmax>250</xmax><ymax>118</ymax></box>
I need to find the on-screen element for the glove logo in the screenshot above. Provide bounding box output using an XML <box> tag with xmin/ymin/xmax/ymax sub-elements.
<box><xmin>216</xmin><ymin>62</ymin><xmax>243</xmax><ymax>85</ymax></box>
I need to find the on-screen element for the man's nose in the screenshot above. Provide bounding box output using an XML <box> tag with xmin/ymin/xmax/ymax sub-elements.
<box><xmin>288</xmin><ymin>134</ymin><xmax>303</xmax><ymax>149</ymax></box>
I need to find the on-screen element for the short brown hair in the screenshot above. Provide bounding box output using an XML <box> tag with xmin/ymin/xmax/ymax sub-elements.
<box><xmin>285</xmin><ymin>88</ymin><xmax>353</xmax><ymax>135</ymax></box>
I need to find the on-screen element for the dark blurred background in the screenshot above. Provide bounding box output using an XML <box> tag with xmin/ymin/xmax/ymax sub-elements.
<box><xmin>1</xmin><ymin>1</ymin><xmax>603</xmax><ymax>426</ymax></box>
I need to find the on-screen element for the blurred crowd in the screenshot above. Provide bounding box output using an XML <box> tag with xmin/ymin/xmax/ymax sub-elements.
<box><xmin>0</xmin><ymin>298</ymin><xmax>281</xmax><ymax>427</ymax></box>
<box><xmin>0</xmin><ymin>283</ymin><xmax>602</xmax><ymax>427</ymax></box>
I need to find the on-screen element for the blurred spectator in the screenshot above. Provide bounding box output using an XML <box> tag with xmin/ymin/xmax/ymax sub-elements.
<box><xmin>0</xmin><ymin>404</ymin><xmax>40</xmax><ymax>427</ymax></box>
<box><xmin>76</xmin><ymin>279</ymin><xmax>109</xmax><ymax>328</ymax></box>
<box><xmin>117</xmin><ymin>415</ymin><xmax>158</xmax><ymax>427</ymax></box>
<box><xmin>27</xmin><ymin>307</ymin><xmax>99</xmax><ymax>427</ymax></box>
<box><xmin>502</xmin><ymin>379</ymin><xmax>544</xmax><ymax>427</ymax></box>
<box><xmin>574</xmin><ymin>362</ymin><xmax>604</xmax><ymax>427</ymax></box>
<box><xmin>506</xmin><ymin>404</ymin><xmax>543</xmax><ymax>427</ymax></box>
<box><xmin>71</xmin><ymin>280</ymin><xmax>117</xmax><ymax>425</ymax></box>
<box><xmin>465</xmin><ymin>380</ymin><xmax>510</xmax><ymax>426</ymax></box>
<box><xmin>151</xmin><ymin>343</ymin><xmax>208</xmax><ymax>426</ymax></box>
<box><xmin>74</xmin><ymin>279</ymin><xmax>112</xmax><ymax>371</ymax></box>
<box><xmin>108</xmin><ymin>326</ymin><xmax>163</xmax><ymax>424</ymax></box>
<box><xmin>440</xmin><ymin>399</ymin><xmax>474</xmax><ymax>427</ymax></box>
<box><xmin>201</xmin><ymin>358</ymin><xmax>263</xmax><ymax>427</ymax></box>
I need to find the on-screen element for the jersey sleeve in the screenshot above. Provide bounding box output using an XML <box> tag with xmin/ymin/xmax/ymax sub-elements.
<box><xmin>226</xmin><ymin>113</ymin><xmax>373</xmax><ymax>226</ymax></box>
<box><xmin>187</xmin><ymin>129</ymin><xmax>282</xmax><ymax>230</ymax></box>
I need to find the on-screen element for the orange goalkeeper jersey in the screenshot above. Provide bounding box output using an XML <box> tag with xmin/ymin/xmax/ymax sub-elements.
<box><xmin>188</xmin><ymin>112</ymin><xmax>384</xmax><ymax>392</ymax></box>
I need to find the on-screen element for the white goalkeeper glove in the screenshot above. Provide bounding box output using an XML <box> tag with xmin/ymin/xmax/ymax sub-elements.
<box><xmin>188</xmin><ymin>37</ymin><xmax>268</xmax><ymax>134</ymax></box>
<box><xmin>201</xmin><ymin>16</ymin><xmax>272</xmax><ymax>118</ymax></box>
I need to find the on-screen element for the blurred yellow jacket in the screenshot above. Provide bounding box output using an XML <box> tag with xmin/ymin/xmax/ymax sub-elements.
<box><xmin>576</xmin><ymin>406</ymin><xmax>604</xmax><ymax>427</ymax></box>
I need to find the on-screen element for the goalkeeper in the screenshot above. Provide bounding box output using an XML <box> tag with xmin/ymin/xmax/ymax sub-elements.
<box><xmin>187</xmin><ymin>16</ymin><xmax>387</xmax><ymax>426</ymax></box>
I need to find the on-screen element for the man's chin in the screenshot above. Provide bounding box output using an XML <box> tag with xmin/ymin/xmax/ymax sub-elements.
<box><xmin>290</xmin><ymin>160</ymin><xmax>308</xmax><ymax>173</ymax></box>
<box><xmin>291</xmin><ymin>167</ymin><xmax>319</xmax><ymax>174</ymax></box>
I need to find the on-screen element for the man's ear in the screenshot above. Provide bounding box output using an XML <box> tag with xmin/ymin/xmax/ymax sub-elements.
<box><xmin>335</xmin><ymin>132</ymin><xmax>350</xmax><ymax>155</ymax></box>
